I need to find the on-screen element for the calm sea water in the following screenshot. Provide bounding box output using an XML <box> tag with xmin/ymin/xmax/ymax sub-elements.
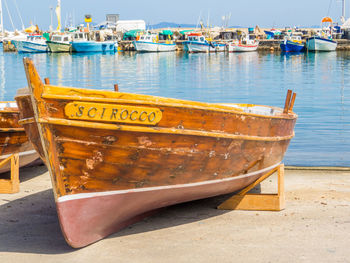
<box><xmin>1</xmin><ymin>46</ymin><xmax>349</xmax><ymax>166</ymax></box>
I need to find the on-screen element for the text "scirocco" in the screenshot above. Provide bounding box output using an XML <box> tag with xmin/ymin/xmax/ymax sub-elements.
<box><xmin>65</xmin><ymin>102</ymin><xmax>163</xmax><ymax>125</ymax></box>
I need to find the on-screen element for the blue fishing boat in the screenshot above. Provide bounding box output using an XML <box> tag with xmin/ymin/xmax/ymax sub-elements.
<box><xmin>183</xmin><ymin>32</ymin><xmax>225</xmax><ymax>53</ymax></box>
<box><xmin>71</xmin><ymin>31</ymin><xmax>118</xmax><ymax>53</ymax></box>
<box><xmin>280</xmin><ymin>35</ymin><xmax>305</xmax><ymax>52</ymax></box>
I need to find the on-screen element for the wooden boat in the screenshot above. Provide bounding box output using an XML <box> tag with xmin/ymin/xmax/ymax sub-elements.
<box><xmin>0</xmin><ymin>101</ymin><xmax>40</xmax><ymax>173</ymax></box>
<box><xmin>16</xmin><ymin>58</ymin><xmax>297</xmax><ymax>248</ymax></box>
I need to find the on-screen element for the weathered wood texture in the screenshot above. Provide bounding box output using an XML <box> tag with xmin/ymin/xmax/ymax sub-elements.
<box><xmin>17</xmin><ymin>58</ymin><xmax>297</xmax><ymax>248</ymax></box>
<box><xmin>17</xmin><ymin>58</ymin><xmax>297</xmax><ymax>198</ymax></box>
<box><xmin>0</xmin><ymin>107</ymin><xmax>40</xmax><ymax>173</ymax></box>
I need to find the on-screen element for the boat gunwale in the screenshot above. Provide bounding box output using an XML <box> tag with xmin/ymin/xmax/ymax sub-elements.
<box><xmin>18</xmin><ymin>116</ymin><xmax>295</xmax><ymax>141</ymax></box>
<box><xmin>16</xmin><ymin>85</ymin><xmax>297</xmax><ymax>120</ymax></box>
<box><xmin>0</xmin><ymin>127</ymin><xmax>25</xmax><ymax>132</ymax></box>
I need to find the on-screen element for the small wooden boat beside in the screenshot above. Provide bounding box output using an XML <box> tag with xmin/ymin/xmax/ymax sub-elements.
<box><xmin>16</xmin><ymin>58</ymin><xmax>297</xmax><ymax>248</ymax></box>
<box><xmin>0</xmin><ymin>101</ymin><xmax>40</xmax><ymax>173</ymax></box>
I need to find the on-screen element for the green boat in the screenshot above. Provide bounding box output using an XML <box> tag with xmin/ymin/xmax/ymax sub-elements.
<box><xmin>47</xmin><ymin>34</ymin><xmax>72</xmax><ymax>53</ymax></box>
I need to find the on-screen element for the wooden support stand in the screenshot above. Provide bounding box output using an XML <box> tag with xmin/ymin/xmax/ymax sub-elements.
<box><xmin>0</xmin><ymin>154</ymin><xmax>20</xmax><ymax>194</ymax></box>
<box><xmin>218</xmin><ymin>164</ymin><xmax>285</xmax><ymax>211</ymax></box>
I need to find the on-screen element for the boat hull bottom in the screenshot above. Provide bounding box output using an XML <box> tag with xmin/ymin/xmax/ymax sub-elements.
<box><xmin>56</xmin><ymin>164</ymin><xmax>278</xmax><ymax>248</ymax></box>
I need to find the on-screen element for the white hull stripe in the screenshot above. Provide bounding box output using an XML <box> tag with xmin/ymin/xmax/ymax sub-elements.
<box><xmin>0</xmin><ymin>150</ymin><xmax>37</xmax><ymax>160</ymax></box>
<box><xmin>57</xmin><ymin>162</ymin><xmax>281</xmax><ymax>203</ymax></box>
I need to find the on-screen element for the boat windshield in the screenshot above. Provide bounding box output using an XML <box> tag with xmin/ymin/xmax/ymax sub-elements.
<box><xmin>52</xmin><ymin>36</ymin><xmax>62</xmax><ymax>41</ymax></box>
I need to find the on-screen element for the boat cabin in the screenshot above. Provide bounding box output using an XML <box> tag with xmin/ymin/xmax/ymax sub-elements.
<box><xmin>26</xmin><ymin>35</ymin><xmax>46</xmax><ymax>43</ymax></box>
<box><xmin>137</xmin><ymin>33</ymin><xmax>158</xmax><ymax>42</ymax></box>
<box><xmin>72</xmin><ymin>32</ymin><xmax>90</xmax><ymax>42</ymax></box>
<box><xmin>187</xmin><ymin>33</ymin><xmax>206</xmax><ymax>42</ymax></box>
<box><xmin>51</xmin><ymin>34</ymin><xmax>71</xmax><ymax>43</ymax></box>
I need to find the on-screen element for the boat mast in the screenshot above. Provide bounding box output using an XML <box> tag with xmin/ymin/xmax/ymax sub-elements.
<box><xmin>342</xmin><ymin>0</ymin><xmax>346</xmax><ymax>22</ymax></box>
<box><xmin>56</xmin><ymin>0</ymin><xmax>61</xmax><ymax>32</ymax></box>
<box><xmin>0</xmin><ymin>0</ymin><xmax>3</xmax><ymax>33</ymax></box>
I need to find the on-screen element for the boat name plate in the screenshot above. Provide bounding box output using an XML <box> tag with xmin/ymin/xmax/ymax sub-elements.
<box><xmin>65</xmin><ymin>102</ymin><xmax>162</xmax><ymax>125</ymax></box>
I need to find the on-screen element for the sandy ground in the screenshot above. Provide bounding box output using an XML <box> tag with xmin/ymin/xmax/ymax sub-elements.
<box><xmin>0</xmin><ymin>165</ymin><xmax>350</xmax><ymax>263</ymax></box>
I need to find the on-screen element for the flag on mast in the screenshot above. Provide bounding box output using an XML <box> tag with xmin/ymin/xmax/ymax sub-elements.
<box><xmin>56</xmin><ymin>0</ymin><xmax>61</xmax><ymax>31</ymax></box>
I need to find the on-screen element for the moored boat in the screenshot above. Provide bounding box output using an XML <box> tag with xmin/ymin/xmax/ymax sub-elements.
<box><xmin>280</xmin><ymin>34</ymin><xmax>305</xmax><ymax>52</ymax></box>
<box><xmin>16</xmin><ymin>58</ymin><xmax>297</xmax><ymax>248</ymax></box>
<box><xmin>13</xmin><ymin>34</ymin><xmax>48</xmax><ymax>53</ymax></box>
<box><xmin>306</xmin><ymin>17</ymin><xmax>337</xmax><ymax>51</ymax></box>
<box><xmin>71</xmin><ymin>31</ymin><xmax>118</xmax><ymax>53</ymax></box>
<box><xmin>184</xmin><ymin>32</ymin><xmax>225</xmax><ymax>53</ymax></box>
<box><xmin>133</xmin><ymin>32</ymin><xmax>176</xmax><ymax>52</ymax></box>
<box><xmin>227</xmin><ymin>34</ymin><xmax>259</xmax><ymax>52</ymax></box>
<box><xmin>0</xmin><ymin>101</ymin><xmax>40</xmax><ymax>173</ymax></box>
<box><xmin>306</xmin><ymin>36</ymin><xmax>337</xmax><ymax>51</ymax></box>
<box><xmin>47</xmin><ymin>33</ymin><xmax>72</xmax><ymax>52</ymax></box>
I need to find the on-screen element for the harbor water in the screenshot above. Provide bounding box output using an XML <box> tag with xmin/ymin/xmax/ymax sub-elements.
<box><xmin>0</xmin><ymin>46</ymin><xmax>349</xmax><ymax>166</ymax></box>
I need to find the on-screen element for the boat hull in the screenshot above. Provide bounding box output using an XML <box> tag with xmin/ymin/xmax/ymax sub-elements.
<box><xmin>133</xmin><ymin>41</ymin><xmax>176</xmax><ymax>52</ymax></box>
<box><xmin>15</xmin><ymin>41</ymin><xmax>48</xmax><ymax>53</ymax></box>
<box><xmin>183</xmin><ymin>42</ymin><xmax>217</xmax><ymax>53</ymax></box>
<box><xmin>57</xmin><ymin>163</ymin><xmax>278</xmax><ymax>247</ymax></box>
<box><xmin>0</xmin><ymin>103</ymin><xmax>40</xmax><ymax>173</ymax></box>
<box><xmin>47</xmin><ymin>41</ymin><xmax>72</xmax><ymax>53</ymax></box>
<box><xmin>71</xmin><ymin>41</ymin><xmax>117</xmax><ymax>52</ymax></box>
<box><xmin>280</xmin><ymin>40</ymin><xmax>305</xmax><ymax>52</ymax></box>
<box><xmin>227</xmin><ymin>43</ymin><xmax>258</xmax><ymax>52</ymax></box>
<box><xmin>17</xmin><ymin>58</ymin><xmax>297</xmax><ymax>248</ymax></box>
<box><xmin>306</xmin><ymin>37</ymin><xmax>337</xmax><ymax>51</ymax></box>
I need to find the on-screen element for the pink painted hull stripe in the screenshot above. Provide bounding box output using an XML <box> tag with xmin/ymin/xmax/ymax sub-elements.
<box><xmin>57</xmin><ymin>162</ymin><xmax>281</xmax><ymax>203</ymax></box>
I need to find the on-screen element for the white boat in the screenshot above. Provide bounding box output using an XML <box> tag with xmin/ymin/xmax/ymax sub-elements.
<box><xmin>47</xmin><ymin>33</ymin><xmax>72</xmax><ymax>52</ymax></box>
<box><xmin>2</xmin><ymin>31</ymin><xmax>27</xmax><ymax>52</ymax></box>
<box><xmin>306</xmin><ymin>17</ymin><xmax>337</xmax><ymax>51</ymax></box>
<box><xmin>227</xmin><ymin>34</ymin><xmax>259</xmax><ymax>52</ymax></box>
<box><xmin>14</xmin><ymin>34</ymin><xmax>48</xmax><ymax>53</ymax></box>
<box><xmin>183</xmin><ymin>32</ymin><xmax>226</xmax><ymax>53</ymax></box>
<box><xmin>133</xmin><ymin>32</ymin><xmax>176</xmax><ymax>52</ymax></box>
<box><xmin>306</xmin><ymin>36</ymin><xmax>337</xmax><ymax>51</ymax></box>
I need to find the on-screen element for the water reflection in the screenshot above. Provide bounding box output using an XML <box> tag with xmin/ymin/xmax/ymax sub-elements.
<box><xmin>0</xmin><ymin>48</ymin><xmax>349</xmax><ymax>166</ymax></box>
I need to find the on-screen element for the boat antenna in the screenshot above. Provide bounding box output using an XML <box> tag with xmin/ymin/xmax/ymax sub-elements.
<box><xmin>326</xmin><ymin>0</ymin><xmax>333</xmax><ymax>16</ymax></box>
<box><xmin>3</xmin><ymin>0</ymin><xmax>15</xmax><ymax>31</ymax></box>
<box><xmin>196</xmin><ymin>10</ymin><xmax>202</xmax><ymax>29</ymax></box>
<box><xmin>341</xmin><ymin>0</ymin><xmax>346</xmax><ymax>23</ymax></box>
<box><xmin>13</xmin><ymin>0</ymin><xmax>24</xmax><ymax>30</ymax></box>
<box><xmin>0</xmin><ymin>0</ymin><xmax>3</xmax><ymax>33</ymax></box>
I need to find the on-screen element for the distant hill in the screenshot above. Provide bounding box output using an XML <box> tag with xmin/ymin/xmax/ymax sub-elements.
<box><xmin>149</xmin><ymin>22</ymin><xmax>246</xmax><ymax>29</ymax></box>
<box><xmin>149</xmin><ymin>22</ymin><xmax>197</xmax><ymax>29</ymax></box>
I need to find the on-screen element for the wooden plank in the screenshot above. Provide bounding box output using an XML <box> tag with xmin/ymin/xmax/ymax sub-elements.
<box><xmin>288</xmin><ymin>92</ymin><xmax>297</xmax><ymax>112</ymax></box>
<box><xmin>283</xmin><ymin>90</ymin><xmax>292</xmax><ymax>114</ymax></box>
<box><xmin>0</xmin><ymin>154</ymin><xmax>19</xmax><ymax>194</ymax></box>
<box><xmin>217</xmin><ymin>164</ymin><xmax>285</xmax><ymax>211</ymax></box>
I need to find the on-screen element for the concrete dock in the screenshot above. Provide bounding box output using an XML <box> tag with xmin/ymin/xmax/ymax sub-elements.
<box><xmin>0</xmin><ymin>165</ymin><xmax>349</xmax><ymax>262</ymax></box>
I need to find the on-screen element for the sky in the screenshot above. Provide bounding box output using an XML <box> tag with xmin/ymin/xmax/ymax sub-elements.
<box><xmin>0</xmin><ymin>0</ymin><xmax>347</xmax><ymax>31</ymax></box>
